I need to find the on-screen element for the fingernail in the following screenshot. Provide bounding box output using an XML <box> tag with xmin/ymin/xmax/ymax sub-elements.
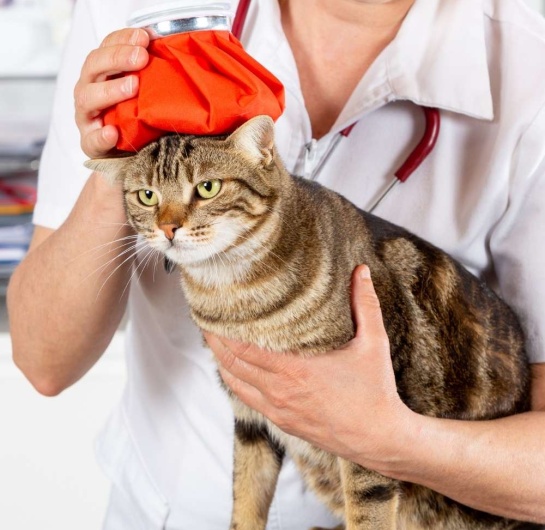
<box><xmin>100</xmin><ymin>128</ymin><xmax>110</xmax><ymax>145</ymax></box>
<box><xmin>359</xmin><ymin>265</ymin><xmax>371</xmax><ymax>279</ymax></box>
<box><xmin>122</xmin><ymin>76</ymin><xmax>135</xmax><ymax>95</ymax></box>
<box><xmin>130</xmin><ymin>47</ymin><xmax>140</xmax><ymax>65</ymax></box>
<box><xmin>130</xmin><ymin>29</ymin><xmax>140</xmax><ymax>46</ymax></box>
<box><xmin>101</xmin><ymin>126</ymin><xmax>116</xmax><ymax>146</ymax></box>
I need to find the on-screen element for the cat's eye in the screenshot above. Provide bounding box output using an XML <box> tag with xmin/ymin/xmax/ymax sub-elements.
<box><xmin>196</xmin><ymin>180</ymin><xmax>222</xmax><ymax>199</ymax></box>
<box><xmin>137</xmin><ymin>189</ymin><xmax>159</xmax><ymax>206</ymax></box>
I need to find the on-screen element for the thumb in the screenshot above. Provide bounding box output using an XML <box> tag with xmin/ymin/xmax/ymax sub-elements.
<box><xmin>351</xmin><ymin>265</ymin><xmax>388</xmax><ymax>342</ymax></box>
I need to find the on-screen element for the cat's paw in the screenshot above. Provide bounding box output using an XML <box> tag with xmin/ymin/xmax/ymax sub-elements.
<box><xmin>309</xmin><ymin>526</ymin><xmax>345</xmax><ymax>530</ymax></box>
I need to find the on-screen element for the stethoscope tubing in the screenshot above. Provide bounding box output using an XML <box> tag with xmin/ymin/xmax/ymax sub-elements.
<box><xmin>232</xmin><ymin>0</ymin><xmax>251</xmax><ymax>40</ymax></box>
<box><xmin>232</xmin><ymin>0</ymin><xmax>441</xmax><ymax>214</ymax></box>
<box><xmin>368</xmin><ymin>107</ymin><xmax>440</xmax><ymax>212</ymax></box>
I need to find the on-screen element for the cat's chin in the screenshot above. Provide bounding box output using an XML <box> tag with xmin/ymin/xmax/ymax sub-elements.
<box><xmin>163</xmin><ymin>246</ymin><xmax>221</xmax><ymax>267</ymax></box>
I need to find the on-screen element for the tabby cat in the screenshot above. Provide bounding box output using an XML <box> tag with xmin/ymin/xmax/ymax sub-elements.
<box><xmin>86</xmin><ymin>116</ymin><xmax>541</xmax><ymax>530</ymax></box>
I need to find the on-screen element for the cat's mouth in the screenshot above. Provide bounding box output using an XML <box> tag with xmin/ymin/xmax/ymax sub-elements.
<box><xmin>152</xmin><ymin>235</ymin><xmax>224</xmax><ymax>266</ymax></box>
<box><xmin>161</xmin><ymin>239</ymin><xmax>206</xmax><ymax>263</ymax></box>
<box><xmin>147</xmin><ymin>218</ymin><xmax>250</xmax><ymax>267</ymax></box>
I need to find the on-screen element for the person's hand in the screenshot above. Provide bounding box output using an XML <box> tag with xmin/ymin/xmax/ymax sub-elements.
<box><xmin>74</xmin><ymin>28</ymin><xmax>150</xmax><ymax>158</ymax></box>
<box><xmin>205</xmin><ymin>265</ymin><xmax>416</xmax><ymax>469</ymax></box>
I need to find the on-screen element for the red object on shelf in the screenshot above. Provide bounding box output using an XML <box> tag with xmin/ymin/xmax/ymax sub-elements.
<box><xmin>103</xmin><ymin>30</ymin><xmax>285</xmax><ymax>152</ymax></box>
<box><xmin>0</xmin><ymin>179</ymin><xmax>36</xmax><ymax>215</ymax></box>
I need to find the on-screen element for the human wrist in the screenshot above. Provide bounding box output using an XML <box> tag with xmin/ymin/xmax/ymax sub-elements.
<box><xmin>352</xmin><ymin>401</ymin><xmax>425</xmax><ymax>479</ymax></box>
<box><xmin>72</xmin><ymin>171</ymin><xmax>129</xmax><ymax>232</ymax></box>
<box><xmin>367</xmin><ymin>408</ymin><xmax>462</xmax><ymax>486</ymax></box>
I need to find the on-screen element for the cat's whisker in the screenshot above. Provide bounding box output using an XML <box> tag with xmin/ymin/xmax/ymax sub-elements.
<box><xmin>214</xmin><ymin>242</ymin><xmax>229</xmax><ymax>270</ymax></box>
<box><xmin>203</xmin><ymin>240</ymin><xmax>262</xmax><ymax>285</ymax></box>
<box><xmin>205</xmin><ymin>219</ymin><xmax>285</xmax><ymax>266</ymax></box>
<box><xmin>118</xmin><ymin>255</ymin><xmax>147</xmax><ymax>300</ymax></box>
<box><xmin>136</xmin><ymin>247</ymin><xmax>157</xmax><ymax>283</ymax></box>
<box><xmin>71</xmin><ymin>235</ymin><xmax>139</xmax><ymax>264</ymax></box>
<box><xmin>93</xmin><ymin>241</ymin><xmax>149</xmax><ymax>299</ymax></box>
<box><xmin>204</xmin><ymin>222</ymin><xmax>274</xmax><ymax>265</ymax></box>
<box><xmin>123</xmin><ymin>137</ymin><xmax>141</xmax><ymax>155</ymax></box>
<box><xmin>213</xmin><ymin>254</ymin><xmax>221</xmax><ymax>286</ymax></box>
<box><xmin>85</xmin><ymin>237</ymin><xmax>142</xmax><ymax>266</ymax></box>
<box><xmin>168</xmin><ymin>121</ymin><xmax>182</xmax><ymax>140</ymax></box>
<box><xmin>260</xmin><ymin>203</ymin><xmax>284</xmax><ymax>217</ymax></box>
<box><xmin>210</xmin><ymin>253</ymin><xmax>224</xmax><ymax>288</ymax></box>
<box><xmin>90</xmin><ymin>221</ymin><xmax>132</xmax><ymax>228</ymax></box>
<box><xmin>120</xmin><ymin>245</ymin><xmax>156</xmax><ymax>299</ymax></box>
<box><xmin>89</xmin><ymin>239</ymin><xmax>147</xmax><ymax>278</ymax></box>
<box><xmin>70</xmin><ymin>234</ymin><xmax>141</xmax><ymax>265</ymax></box>
<box><xmin>191</xmin><ymin>223</ymin><xmax>287</xmax><ymax>283</ymax></box>
<box><xmin>82</xmin><ymin>241</ymin><xmax>141</xmax><ymax>285</ymax></box>
<box><xmin>151</xmin><ymin>249</ymin><xmax>162</xmax><ymax>283</ymax></box>
<box><xmin>227</xmin><ymin>230</ymin><xmax>295</xmax><ymax>273</ymax></box>
<box><xmin>147</xmin><ymin>247</ymin><xmax>162</xmax><ymax>272</ymax></box>
<box><xmin>90</xmin><ymin>250</ymin><xmax>142</xmax><ymax>295</ymax></box>
<box><xmin>222</xmin><ymin>245</ymin><xmax>284</xmax><ymax>280</ymax></box>
<box><xmin>87</xmin><ymin>220</ymin><xmax>135</xmax><ymax>247</ymax></box>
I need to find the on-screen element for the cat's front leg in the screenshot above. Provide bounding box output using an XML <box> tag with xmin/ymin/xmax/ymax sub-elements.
<box><xmin>340</xmin><ymin>459</ymin><xmax>400</xmax><ymax>530</ymax></box>
<box><xmin>229</xmin><ymin>418</ymin><xmax>285</xmax><ymax>530</ymax></box>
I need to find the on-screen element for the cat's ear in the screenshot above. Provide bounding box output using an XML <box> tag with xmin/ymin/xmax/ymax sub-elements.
<box><xmin>84</xmin><ymin>156</ymin><xmax>134</xmax><ymax>184</ymax></box>
<box><xmin>229</xmin><ymin>115</ymin><xmax>275</xmax><ymax>167</ymax></box>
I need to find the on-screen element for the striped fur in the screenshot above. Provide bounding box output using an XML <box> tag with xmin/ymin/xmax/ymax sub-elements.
<box><xmin>86</xmin><ymin>116</ymin><xmax>539</xmax><ymax>530</ymax></box>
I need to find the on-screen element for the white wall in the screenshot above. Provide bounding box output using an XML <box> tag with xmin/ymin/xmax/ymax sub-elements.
<box><xmin>0</xmin><ymin>335</ymin><xmax>125</xmax><ymax>530</ymax></box>
<box><xmin>525</xmin><ymin>0</ymin><xmax>545</xmax><ymax>13</ymax></box>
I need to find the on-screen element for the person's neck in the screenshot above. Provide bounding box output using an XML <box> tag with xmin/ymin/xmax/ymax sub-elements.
<box><xmin>279</xmin><ymin>0</ymin><xmax>416</xmax><ymax>138</ymax></box>
<box><xmin>280</xmin><ymin>0</ymin><xmax>415</xmax><ymax>34</ymax></box>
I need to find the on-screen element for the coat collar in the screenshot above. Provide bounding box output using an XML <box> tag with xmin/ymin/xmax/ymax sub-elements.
<box><xmin>335</xmin><ymin>0</ymin><xmax>494</xmax><ymax>130</ymax></box>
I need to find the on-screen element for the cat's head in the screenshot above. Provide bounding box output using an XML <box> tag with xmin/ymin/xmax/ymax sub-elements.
<box><xmin>85</xmin><ymin>115</ymin><xmax>288</xmax><ymax>267</ymax></box>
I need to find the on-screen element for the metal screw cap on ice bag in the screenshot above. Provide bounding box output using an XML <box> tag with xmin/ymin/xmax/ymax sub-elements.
<box><xmin>128</xmin><ymin>1</ymin><xmax>233</xmax><ymax>39</ymax></box>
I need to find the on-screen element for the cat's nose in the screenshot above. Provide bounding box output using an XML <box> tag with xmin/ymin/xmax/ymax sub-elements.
<box><xmin>159</xmin><ymin>223</ymin><xmax>179</xmax><ymax>241</ymax></box>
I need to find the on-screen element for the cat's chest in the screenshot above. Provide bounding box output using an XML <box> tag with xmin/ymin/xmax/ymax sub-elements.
<box><xmin>232</xmin><ymin>396</ymin><xmax>331</xmax><ymax>465</ymax></box>
<box><xmin>180</xmin><ymin>262</ymin><xmax>355</xmax><ymax>356</ymax></box>
<box><xmin>181</xmin><ymin>260</ymin><xmax>254</xmax><ymax>288</ymax></box>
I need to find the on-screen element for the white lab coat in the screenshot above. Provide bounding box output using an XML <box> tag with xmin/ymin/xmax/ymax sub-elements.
<box><xmin>34</xmin><ymin>0</ymin><xmax>545</xmax><ymax>528</ymax></box>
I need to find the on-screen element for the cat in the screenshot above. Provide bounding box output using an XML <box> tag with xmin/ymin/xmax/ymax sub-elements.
<box><xmin>86</xmin><ymin>115</ymin><xmax>541</xmax><ymax>530</ymax></box>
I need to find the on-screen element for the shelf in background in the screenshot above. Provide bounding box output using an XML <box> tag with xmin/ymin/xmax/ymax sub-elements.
<box><xmin>0</xmin><ymin>76</ymin><xmax>53</xmax><ymax>290</ymax></box>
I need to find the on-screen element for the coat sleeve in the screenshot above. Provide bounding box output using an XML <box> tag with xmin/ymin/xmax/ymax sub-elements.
<box><xmin>489</xmin><ymin>101</ymin><xmax>545</xmax><ymax>364</ymax></box>
<box><xmin>33</xmin><ymin>0</ymin><xmax>125</xmax><ymax>229</ymax></box>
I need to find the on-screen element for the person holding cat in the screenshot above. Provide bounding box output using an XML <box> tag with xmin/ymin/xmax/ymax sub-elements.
<box><xmin>8</xmin><ymin>0</ymin><xmax>545</xmax><ymax>528</ymax></box>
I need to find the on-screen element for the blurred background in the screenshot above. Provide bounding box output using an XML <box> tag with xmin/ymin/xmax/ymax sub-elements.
<box><xmin>0</xmin><ymin>1</ymin><xmax>544</xmax><ymax>529</ymax></box>
<box><xmin>0</xmin><ymin>2</ymin><xmax>125</xmax><ymax>529</ymax></box>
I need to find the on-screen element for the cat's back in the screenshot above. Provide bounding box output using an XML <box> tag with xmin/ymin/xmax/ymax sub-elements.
<box><xmin>293</xmin><ymin>176</ymin><xmax>531</xmax><ymax>419</ymax></box>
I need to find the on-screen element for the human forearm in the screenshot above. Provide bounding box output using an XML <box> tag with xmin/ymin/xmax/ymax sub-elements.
<box><xmin>372</xmin><ymin>406</ymin><xmax>545</xmax><ymax>523</ymax></box>
<box><xmin>8</xmin><ymin>173</ymin><xmax>133</xmax><ymax>395</ymax></box>
<box><xmin>212</xmin><ymin>268</ymin><xmax>545</xmax><ymax>524</ymax></box>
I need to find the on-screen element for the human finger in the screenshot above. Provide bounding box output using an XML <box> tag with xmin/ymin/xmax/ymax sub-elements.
<box><xmin>75</xmin><ymin>30</ymin><xmax>148</xmax><ymax>158</ymax></box>
<box><xmin>75</xmin><ymin>75</ymin><xmax>139</xmax><ymax>124</ymax></box>
<box><xmin>95</xmin><ymin>28</ymin><xmax>149</xmax><ymax>83</ymax></box>
<box><xmin>205</xmin><ymin>332</ymin><xmax>247</xmax><ymax>372</ymax></box>
<box><xmin>81</xmin><ymin>123</ymin><xmax>120</xmax><ymax>160</ymax></box>
<box><xmin>218</xmin><ymin>365</ymin><xmax>270</xmax><ymax>414</ymax></box>
<box><xmin>204</xmin><ymin>332</ymin><xmax>271</xmax><ymax>385</ymax></box>
<box><xmin>212</xmin><ymin>334</ymin><xmax>288</xmax><ymax>373</ymax></box>
<box><xmin>75</xmin><ymin>75</ymin><xmax>131</xmax><ymax>158</ymax></box>
<box><xmin>351</xmin><ymin>265</ymin><xmax>389</xmax><ymax>344</ymax></box>
<box><xmin>79</xmin><ymin>43</ymin><xmax>149</xmax><ymax>85</ymax></box>
<box><xmin>99</xmin><ymin>27</ymin><xmax>149</xmax><ymax>49</ymax></box>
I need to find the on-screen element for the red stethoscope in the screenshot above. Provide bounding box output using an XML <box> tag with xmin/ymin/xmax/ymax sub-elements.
<box><xmin>232</xmin><ymin>0</ymin><xmax>441</xmax><ymax>213</ymax></box>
